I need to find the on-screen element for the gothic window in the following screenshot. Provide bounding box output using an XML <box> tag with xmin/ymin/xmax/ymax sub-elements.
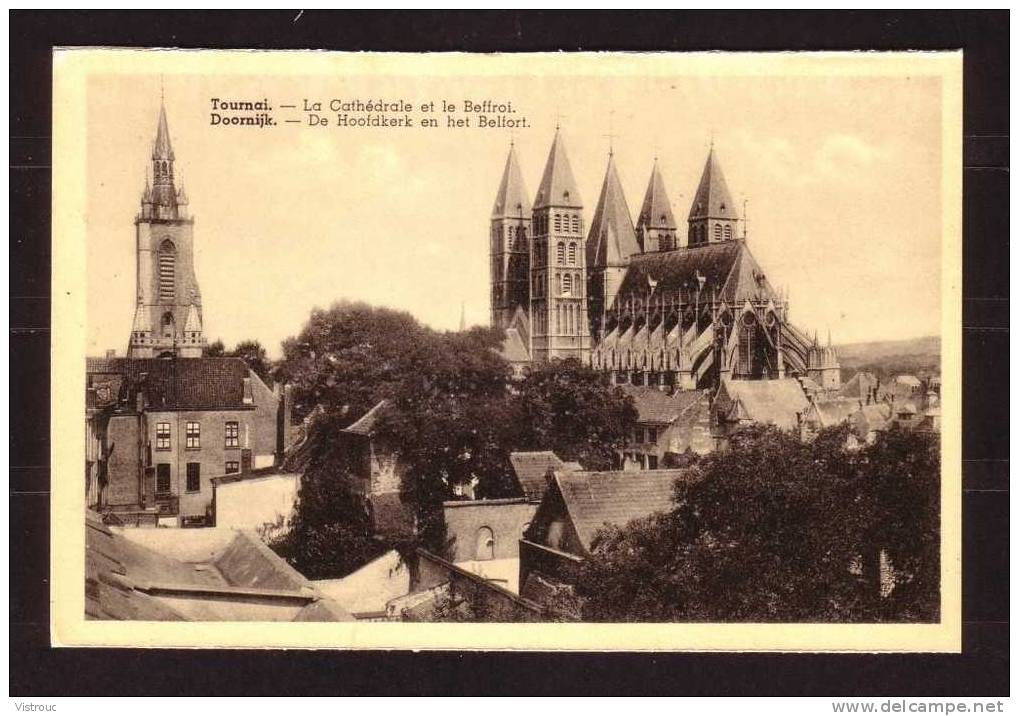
<box><xmin>554</xmin><ymin>214</ymin><xmax>562</xmax><ymax>232</ymax></box>
<box><xmin>158</xmin><ymin>239</ymin><xmax>176</xmax><ymax>301</ymax></box>
<box><xmin>714</xmin><ymin>224</ymin><xmax>723</xmax><ymax>242</ymax></box>
<box><xmin>557</xmin><ymin>242</ymin><xmax>565</xmax><ymax>264</ymax></box>
<box><xmin>563</xmin><ymin>273</ymin><xmax>572</xmax><ymax>295</ymax></box>
<box><xmin>724</xmin><ymin>225</ymin><xmax>733</xmax><ymax>241</ymax></box>
<box><xmin>568</xmin><ymin>243</ymin><xmax>576</xmax><ymax>264</ymax></box>
<box><xmin>571</xmin><ymin>215</ymin><xmax>580</xmax><ymax>233</ymax></box>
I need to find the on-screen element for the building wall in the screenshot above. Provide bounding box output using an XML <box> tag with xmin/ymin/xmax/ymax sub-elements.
<box><xmin>145</xmin><ymin>408</ymin><xmax>258</xmax><ymax>519</ymax></box>
<box><xmin>215</xmin><ymin>473</ymin><xmax>300</xmax><ymax>532</ymax></box>
<box><xmin>249</xmin><ymin>372</ymin><xmax>281</xmax><ymax>469</ymax></box>
<box><xmin>442</xmin><ymin>499</ymin><xmax>537</xmax><ymax>562</ymax></box>
<box><xmin>105</xmin><ymin>414</ymin><xmax>142</xmax><ymax>507</ymax></box>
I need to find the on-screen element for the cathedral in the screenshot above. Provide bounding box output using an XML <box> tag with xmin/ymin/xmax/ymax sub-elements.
<box><xmin>127</xmin><ymin>100</ymin><xmax>206</xmax><ymax>358</ymax></box>
<box><xmin>489</xmin><ymin>129</ymin><xmax>841</xmax><ymax>393</ymax></box>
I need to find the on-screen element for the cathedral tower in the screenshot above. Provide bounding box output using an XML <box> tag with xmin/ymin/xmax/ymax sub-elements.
<box><xmin>529</xmin><ymin>129</ymin><xmax>590</xmax><ymax>363</ymax></box>
<box><xmin>635</xmin><ymin>158</ymin><xmax>677</xmax><ymax>253</ymax></box>
<box><xmin>489</xmin><ymin>142</ymin><xmax>532</xmax><ymax>329</ymax></box>
<box><xmin>127</xmin><ymin>100</ymin><xmax>205</xmax><ymax>358</ymax></box>
<box><xmin>807</xmin><ymin>332</ymin><xmax>842</xmax><ymax>391</ymax></box>
<box><xmin>687</xmin><ymin>146</ymin><xmax>739</xmax><ymax>247</ymax></box>
<box><xmin>586</xmin><ymin>150</ymin><xmax>640</xmax><ymax>340</ymax></box>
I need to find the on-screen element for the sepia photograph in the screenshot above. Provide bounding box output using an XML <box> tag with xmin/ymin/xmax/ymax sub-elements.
<box><xmin>50</xmin><ymin>49</ymin><xmax>962</xmax><ymax>650</ymax></box>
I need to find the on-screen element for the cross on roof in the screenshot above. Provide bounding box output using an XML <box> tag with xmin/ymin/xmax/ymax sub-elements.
<box><xmin>602</xmin><ymin>109</ymin><xmax>619</xmax><ymax>156</ymax></box>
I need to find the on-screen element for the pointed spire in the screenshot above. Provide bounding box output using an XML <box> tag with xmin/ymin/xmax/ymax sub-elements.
<box><xmin>152</xmin><ymin>100</ymin><xmax>175</xmax><ymax>161</ymax></box>
<box><xmin>534</xmin><ymin>129</ymin><xmax>582</xmax><ymax>209</ymax></box>
<box><xmin>491</xmin><ymin>142</ymin><xmax>531</xmax><ymax>219</ymax></box>
<box><xmin>637</xmin><ymin>159</ymin><xmax>677</xmax><ymax>232</ymax></box>
<box><xmin>586</xmin><ymin>152</ymin><xmax>639</xmax><ymax>267</ymax></box>
<box><xmin>688</xmin><ymin>145</ymin><xmax>738</xmax><ymax>221</ymax></box>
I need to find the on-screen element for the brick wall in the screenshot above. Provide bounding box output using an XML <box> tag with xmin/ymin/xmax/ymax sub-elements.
<box><xmin>105</xmin><ymin>414</ymin><xmax>142</xmax><ymax>506</ymax></box>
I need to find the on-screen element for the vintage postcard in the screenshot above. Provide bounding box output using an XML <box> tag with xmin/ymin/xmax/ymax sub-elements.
<box><xmin>52</xmin><ymin>49</ymin><xmax>961</xmax><ymax>650</ymax></box>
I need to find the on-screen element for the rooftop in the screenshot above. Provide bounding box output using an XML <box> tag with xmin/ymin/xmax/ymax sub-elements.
<box><xmin>85</xmin><ymin>511</ymin><xmax>352</xmax><ymax>621</ymax></box>
<box><xmin>554</xmin><ymin>469</ymin><xmax>689</xmax><ymax>551</ymax></box>
<box><xmin>86</xmin><ymin>356</ymin><xmax>258</xmax><ymax>411</ymax></box>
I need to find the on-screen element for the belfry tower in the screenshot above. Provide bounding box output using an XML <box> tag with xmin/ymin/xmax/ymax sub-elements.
<box><xmin>489</xmin><ymin>142</ymin><xmax>532</xmax><ymax>329</ymax></box>
<box><xmin>127</xmin><ymin>99</ymin><xmax>205</xmax><ymax>358</ymax></box>
<box><xmin>529</xmin><ymin>129</ymin><xmax>591</xmax><ymax>363</ymax></box>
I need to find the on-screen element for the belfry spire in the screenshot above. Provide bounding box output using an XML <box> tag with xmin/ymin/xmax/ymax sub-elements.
<box><xmin>587</xmin><ymin>152</ymin><xmax>639</xmax><ymax>268</ymax></box>
<box><xmin>687</xmin><ymin>145</ymin><xmax>740</xmax><ymax>246</ymax></box>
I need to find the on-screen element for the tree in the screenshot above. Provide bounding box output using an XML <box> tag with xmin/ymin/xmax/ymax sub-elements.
<box><xmin>512</xmin><ymin>358</ymin><xmax>638</xmax><ymax>471</ymax></box>
<box><xmin>232</xmin><ymin>339</ymin><xmax>273</xmax><ymax>384</ymax></box>
<box><xmin>267</xmin><ymin>416</ymin><xmax>385</xmax><ymax>579</ymax></box>
<box><xmin>275</xmin><ymin>301</ymin><xmax>434</xmax><ymax>427</ymax></box>
<box><xmin>575</xmin><ymin>424</ymin><xmax>940</xmax><ymax>623</ymax></box>
<box><xmin>203</xmin><ymin>338</ymin><xmax>274</xmax><ymax>384</ymax></box>
<box><xmin>372</xmin><ymin>326</ymin><xmax>518</xmax><ymax>553</ymax></box>
<box><xmin>204</xmin><ymin>339</ymin><xmax>225</xmax><ymax>357</ymax></box>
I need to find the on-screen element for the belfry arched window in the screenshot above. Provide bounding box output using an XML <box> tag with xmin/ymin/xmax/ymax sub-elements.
<box><xmin>158</xmin><ymin>239</ymin><xmax>176</xmax><ymax>301</ymax></box>
<box><xmin>568</xmin><ymin>243</ymin><xmax>577</xmax><ymax>264</ymax></box>
<box><xmin>563</xmin><ymin>273</ymin><xmax>572</xmax><ymax>295</ymax></box>
<box><xmin>714</xmin><ymin>224</ymin><xmax>723</xmax><ymax>242</ymax></box>
<box><xmin>724</xmin><ymin>225</ymin><xmax>733</xmax><ymax>241</ymax></box>
<box><xmin>557</xmin><ymin>242</ymin><xmax>565</xmax><ymax>264</ymax></box>
<box><xmin>554</xmin><ymin>214</ymin><xmax>562</xmax><ymax>232</ymax></box>
<box><xmin>571</xmin><ymin>215</ymin><xmax>580</xmax><ymax>233</ymax></box>
<box><xmin>160</xmin><ymin>311</ymin><xmax>174</xmax><ymax>338</ymax></box>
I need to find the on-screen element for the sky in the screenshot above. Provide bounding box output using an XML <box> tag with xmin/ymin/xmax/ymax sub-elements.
<box><xmin>86</xmin><ymin>68</ymin><xmax>944</xmax><ymax>359</ymax></box>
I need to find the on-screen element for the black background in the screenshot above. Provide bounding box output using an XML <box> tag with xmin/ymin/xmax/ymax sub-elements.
<box><xmin>10</xmin><ymin>10</ymin><xmax>1008</xmax><ymax>696</ymax></box>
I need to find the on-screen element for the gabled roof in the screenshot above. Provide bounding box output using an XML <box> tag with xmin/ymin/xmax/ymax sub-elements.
<box><xmin>554</xmin><ymin>470</ymin><xmax>688</xmax><ymax>551</ymax></box>
<box><xmin>85</xmin><ymin>357</ymin><xmax>256</xmax><ymax>411</ymax></box>
<box><xmin>509</xmin><ymin>450</ymin><xmax>575</xmax><ymax>501</ymax></box>
<box><xmin>688</xmin><ymin>147</ymin><xmax>738</xmax><ymax>221</ymax></box>
<box><xmin>342</xmin><ymin>399</ymin><xmax>389</xmax><ymax>436</ymax></box>
<box><xmin>533</xmin><ymin>129</ymin><xmax>582</xmax><ymax>209</ymax></box>
<box><xmin>491</xmin><ymin>143</ymin><xmax>532</xmax><ymax>219</ymax></box>
<box><xmin>615</xmin><ymin>240</ymin><xmax>778</xmax><ymax>306</ymax></box>
<box><xmin>807</xmin><ymin>397</ymin><xmax>861</xmax><ymax>427</ymax></box>
<box><xmin>717</xmin><ymin>378</ymin><xmax>809</xmax><ymax>431</ymax></box>
<box><xmin>586</xmin><ymin>153</ymin><xmax>640</xmax><ymax>268</ymax></box>
<box><xmin>619</xmin><ymin>385</ymin><xmax>707</xmax><ymax>425</ymax></box>
<box><xmin>636</xmin><ymin>159</ymin><xmax>677</xmax><ymax>233</ymax></box>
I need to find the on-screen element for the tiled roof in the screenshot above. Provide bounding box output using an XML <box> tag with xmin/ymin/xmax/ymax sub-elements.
<box><xmin>852</xmin><ymin>403</ymin><xmax>893</xmax><ymax>436</ymax></box>
<box><xmin>555</xmin><ymin>469</ymin><xmax>688</xmax><ymax>551</ymax></box>
<box><xmin>636</xmin><ymin>159</ymin><xmax>677</xmax><ymax>233</ymax></box>
<box><xmin>534</xmin><ymin>129</ymin><xmax>582</xmax><ymax>209</ymax></box>
<box><xmin>586</xmin><ymin>153</ymin><xmax>640</xmax><ymax>268</ymax></box>
<box><xmin>491</xmin><ymin>143</ymin><xmax>532</xmax><ymax>219</ymax></box>
<box><xmin>687</xmin><ymin>147</ymin><xmax>738</xmax><ymax>221</ymax></box>
<box><xmin>509</xmin><ymin>451</ymin><xmax>576</xmax><ymax>500</ymax></box>
<box><xmin>617</xmin><ymin>240</ymin><xmax>778</xmax><ymax>307</ymax></box>
<box><xmin>342</xmin><ymin>399</ymin><xmax>389</xmax><ymax>436</ymax></box>
<box><xmin>85</xmin><ymin>357</ymin><xmax>255</xmax><ymax>411</ymax></box>
<box><xmin>717</xmin><ymin>378</ymin><xmax>809</xmax><ymax>431</ymax></box>
<box><xmin>619</xmin><ymin>385</ymin><xmax>706</xmax><ymax>425</ymax></box>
